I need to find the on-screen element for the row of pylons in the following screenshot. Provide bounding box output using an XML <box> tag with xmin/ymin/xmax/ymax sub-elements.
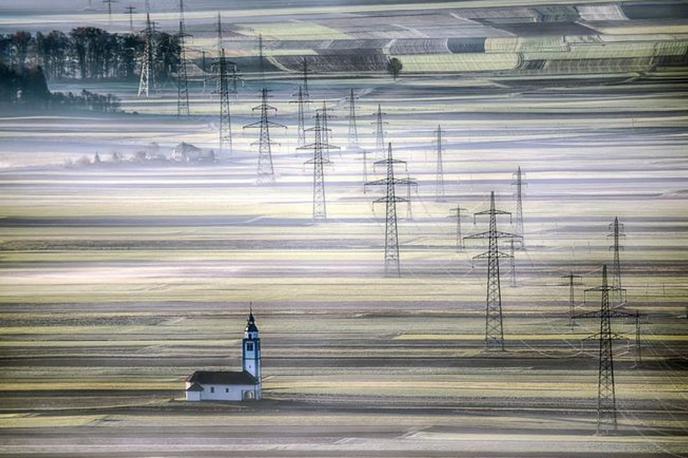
<box><xmin>129</xmin><ymin>11</ymin><xmax>641</xmax><ymax>436</ymax></box>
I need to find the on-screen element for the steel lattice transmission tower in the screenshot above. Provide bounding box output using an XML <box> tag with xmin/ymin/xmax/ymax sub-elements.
<box><xmin>465</xmin><ymin>192</ymin><xmax>521</xmax><ymax>350</ymax></box>
<box><xmin>433</xmin><ymin>125</ymin><xmax>446</xmax><ymax>200</ymax></box>
<box><xmin>608</xmin><ymin>217</ymin><xmax>626</xmax><ymax>306</ymax></box>
<box><xmin>217</xmin><ymin>48</ymin><xmax>233</xmax><ymax>158</ymax></box>
<box><xmin>512</xmin><ymin>166</ymin><xmax>526</xmax><ymax>247</ymax></box>
<box><xmin>315</xmin><ymin>102</ymin><xmax>335</xmax><ymax>160</ymax></box>
<box><xmin>508</xmin><ymin>238</ymin><xmax>517</xmax><ymax>287</ymax></box>
<box><xmin>298</xmin><ymin>113</ymin><xmax>339</xmax><ymax>221</ymax></box>
<box><xmin>216</xmin><ymin>12</ymin><xmax>223</xmax><ymax>53</ymax></box>
<box><xmin>124</xmin><ymin>5</ymin><xmax>136</xmax><ymax>31</ymax></box>
<box><xmin>560</xmin><ymin>272</ymin><xmax>583</xmax><ymax>329</ymax></box>
<box><xmin>372</xmin><ymin>104</ymin><xmax>387</xmax><ymax>161</ymax></box>
<box><xmin>302</xmin><ymin>58</ymin><xmax>310</xmax><ymax>100</ymax></box>
<box><xmin>365</xmin><ymin>143</ymin><xmax>416</xmax><ymax>277</ymax></box>
<box><xmin>291</xmin><ymin>86</ymin><xmax>307</xmax><ymax>147</ymax></box>
<box><xmin>243</xmin><ymin>89</ymin><xmax>286</xmax><ymax>182</ymax></box>
<box><xmin>258</xmin><ymin>33</ymin><xmax>265</xmax><ymax>80</ymax></box>
<box><xmin>175</xmin><ymin>0</ymin><xmax>190</xmax><ymax>117</ymax></box>
<box><xmin>137</xmin><ymin>13</ymin><xmax>155</xmax><ymax>97</ymax></box>
<box><xmin>449</xmin><ymin>205</ymin><xmax>467</xmax><ymax>250</ymax></box>
<box><xmin>404</xmin><ymin>174</ymin><xmax>417</xmax><ymax>221</ymax></box>
<box><xmin>347</xmin><ymin>89</ymin><xmax>359</xmax><ymax>150</ymax></box>
<box><xmin>592</xmin><ymin>265</ymin><xmax>618</xmax><ymax>434</ymax></box>
<box><xmin>103</xmin><ymin>0</ymin><xmax>117</xmax><ymax>24</ymax></box>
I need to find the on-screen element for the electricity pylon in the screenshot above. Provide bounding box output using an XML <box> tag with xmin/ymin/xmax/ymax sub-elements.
<box><xmin>465</xmin><ymin>191</ymin><xmax>521</xmax><ymax>351</ymax></box>
<box><xmin>124</xmin><ymin>5</ymin><xmax>136</xmax><ymax>31</ymax></box>
<box><xmin>589</xmin><ymin>265</ymin><xmax>618</xmax><ymax>434</ymax></box>
<box><xmin>243</xmin><ymin>89</ymin><xmax>286</xmax><ymax>182</ymax></box>
<box><xmin>230</xmin><ymin>63</ymin><xmax>241</xmax><ymax>95</ymax></box>
<box><xmin>404</xmin><ymin>173</ymin><xmax>418</xmax><ymax>221</ymax></box>
<box><xmin>575</xmin><ymin>268</ymin><xmax>641</xmax><ymax>367</ymax></box>
<box><xmin>258</xmin><ymin>33</ymin><xmax>265</xmax><ymax>79</ymax></box>
<box><xmin>361</xmin><ymin>147</ymin><xmax>370</xmax><ymax>191</ymax></box>
<box><xmin>216</xmin><ymin>12</ymin><xmax>223</xmax><ymax>53</ymax></box>
<box><xmin>449</xmin><ymin>205</ymin><xmax>467</xmax><ymax>250</ymax></box>
<box><xmin>372</xmin><ymin>104</ymin><xmax>387</xmax><ymax>161</ymax></box>
<box><xmin>217</xmin><ymin>48</ymin><xmax>233</xmax><ymax>158</ymax></box>
<box><xmin>347</xmin><ymin>89</ymin><xmax>359</xmax><ymax>150</ymax></box>
<box><xmin>302</xmin><ymin>58</ymin><xmax>310</xmax><ymax>100</ymax></box>
<box><xmin>608</xmin><ymin>217</ymin><xmax>626</xmax><ymax>306</ymax></box>
<box><xmin>365</xmin><ymin>143</ymin><xmax>416</xmax><ymax>277</ymax></box>
<box><xmin>298</xmin><ymin>113</ymin><xmax>338</xmax><ymax>221</ymax></box>
<box><xmin>508</xmin><ymin>237</ymin><xmax>517</xmax><ymax>287</ymax></box>
<box><xmin>560</xmin><ymin>272</ymin><xmax>583</xmax><ymax>329</ymax></box>
<box><xmin>315</xmin><ymin>102</ymin><xmax>335</xmax><ymax>160</ymax></box>
<box><xmin>290</xmin><ymin>86</ymin><xmax>307</xmax><ymax>147</ymax></box>
<box><xmin>512</xmin><ymin>166</ymin><xmax>526</xmax><ymax>247</ymax></box>
<box><xmin>137</xmin><ymin>13</ymin><xmax>155</xmax><ymax>97</ymax></box>
<box><xmin>433</xmin><ymin>125</ymin><xmax>446</xmax><ymax>201</ymax></box>
<box><xmin>103</xmin><ymin>0</ymin><xmax>117</xmax><ymax>24</ymax></box>
<box><xmin>176</xmin><ymin>0</ymin><xmax>190</xmax><ymax>116</ymax></box>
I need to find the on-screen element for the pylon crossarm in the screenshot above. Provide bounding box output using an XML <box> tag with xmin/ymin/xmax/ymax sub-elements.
<box><xmin>583</xmin><ymin>332</ymin><xmax>625</xmax><ymax>342</ymax></box>
<box><xmin>373</xmin><ymin>196</ymin><xmax>408</xmax><ymax>204</ymax></box>
<box><xmin>373</xmin><ymin>158</ymin><xmax>407</xmax><ymax>167</ymax></box>
<box><xmin>465</xmin><ymin>230</ymin><xmax>521</xmax><ymax>240</ymax></box>
<box><xmin>475</xmin><ymin>209</ymin><xmax>511</xmax><ymax>217</ymax></box>
<box><xmin>585</xmin><ymin>285</ymin><xmax>626</xmax><ymax>293</ymax></box>
<box><xmin>298</xmin><ymin>143</ymin><xmax>339</xmax><ymax>151</ymax></box>
<box><xmin>364</xmin><ymin>178</ymin><xmax>387</xmax><ymax>188</ymax></box>
<box><xmin>250</xmin><ymin>140</ymin><xmax>281</xmax><ymax>147</ymax></box>
<box><xmin>472</xmin><ymin>250</ymin><xmax>512</xmax><ymax>260</ymax></box>
<box><xmin>304</xmin><ymin>158</ymin><xmax>333</xmax><ymax>165</ymax></box>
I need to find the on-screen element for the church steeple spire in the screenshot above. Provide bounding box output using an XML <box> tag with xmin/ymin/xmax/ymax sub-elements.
<box><xmin>242</xmin><ymin>305</ymin><xmax>261</xmax><ymax>380</ymax></box>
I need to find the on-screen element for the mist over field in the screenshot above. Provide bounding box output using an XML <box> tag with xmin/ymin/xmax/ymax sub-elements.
<box><xmin>0</xmin><ymin>0</ymin><xmax>687</xmax><ymax>456</ymax></box>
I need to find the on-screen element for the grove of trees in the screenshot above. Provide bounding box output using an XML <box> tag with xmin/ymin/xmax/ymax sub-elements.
<box><xmin>0</xmin><ymin>27</ymin><xmax>180</xmax><ymax>82</ymax></box>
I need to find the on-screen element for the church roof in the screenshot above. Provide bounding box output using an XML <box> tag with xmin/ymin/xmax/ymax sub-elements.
<box><xmin>187</xmin><ymin>370</ymin><xmax>258</xmax><ymax>385</ymax></box>
<box><xmin>186</xmin><ymin>382</ymin><xmax>204</xmax><ymax>391</ymax></box>
<box><xmin>246</xmin><ymin>310</ymin><xmax>259</xmax><ymax>333</ymax></box>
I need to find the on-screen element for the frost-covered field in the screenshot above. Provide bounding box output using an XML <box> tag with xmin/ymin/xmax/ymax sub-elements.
<box><xmin>1</xmin><ymin>72</ymin><xmax>687</xmax><ymax>456</ymax></box>
<box><xmin>1</xmin><ymin>0</ymin><xmax>688</xmax><ymax>455</ymax></box>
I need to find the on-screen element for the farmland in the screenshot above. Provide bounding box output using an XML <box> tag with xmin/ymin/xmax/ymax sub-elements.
<box><xmin>1</xmin><ymin>0</ymin><xmax>688</xmax><ymax>456</ymax></box>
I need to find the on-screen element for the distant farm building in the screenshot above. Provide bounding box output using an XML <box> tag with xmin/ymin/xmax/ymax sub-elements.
<box><xmin>173</xmin><ymin>142</ymin><xmax>215</xmax><ymax>162</ymax></box>
<box><xmin>185</xmin><ymin>311</ymin><xmax>262</xmax><ymax>401</ymax></box>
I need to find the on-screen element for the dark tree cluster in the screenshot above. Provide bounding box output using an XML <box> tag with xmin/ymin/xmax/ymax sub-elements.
<box><xmin>0</xmin><ymin>62</ymin><xmax>120</xmax><ymax>112</ymax></box>
<box><xmin>0</xmin><ymin>27</ymin><xmax>179</xmax><ymax>81</ymax></box>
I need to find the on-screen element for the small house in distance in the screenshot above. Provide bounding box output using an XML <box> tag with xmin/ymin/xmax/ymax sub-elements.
<box><xmin>185</xmin><ymin>311</ymin><xmax>262</xmax><ymax>401</ymax></box>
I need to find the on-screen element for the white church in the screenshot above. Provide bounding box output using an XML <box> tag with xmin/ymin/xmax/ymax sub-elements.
<box><xmin>185</xmin><ymin>310</ymin><xmax>262</xmax><ymax>401</ymax></box>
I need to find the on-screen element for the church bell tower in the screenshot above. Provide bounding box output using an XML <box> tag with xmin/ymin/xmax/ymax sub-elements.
<box><xmin>242</xmin><ymin>309</ymin><xmax>261</xmax><ymax>380</ymax></box>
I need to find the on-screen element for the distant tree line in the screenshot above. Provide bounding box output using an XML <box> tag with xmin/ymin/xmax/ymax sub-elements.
<box><xmin>0</xmin><ymin>28</ymin><xmax>180</xmax><ymax>81</ymax></box>
<box><xmin>0</xmin><ymin>61</ymin><xmax>120</xmax><ymax>112</ymax></box>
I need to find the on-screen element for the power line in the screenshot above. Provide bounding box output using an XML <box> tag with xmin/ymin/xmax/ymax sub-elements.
<box><xmin>175</xmin><ymin>0</ymin><xmax>190</xmax><ymax>116</ymax></box>
<box><xmin>137</xmin><ymin>13</ymin><xmax>155</xmax><ymax>97</ymax></box>
<box><xmin>512</xmin><ymin>166</ymin><xmax>526</xmax><ymax>247</ymax></box>
<box><xmin>433</xmin><ymin>124</ymin><xmax>446</xmax><ymax>201</ymax></box>
<box><xmin>448</xmin><ymin>205</ymin><xmax>467</xmax><ymax>251</ymax></box>
<box><xmin>298</xmin><ymin>112</ymin><xmax>339</xmax><ymax>221</ymax></box>
<box><xmin>124</xmin><ymin>5</ymin><xmax>136</xmax><ymax>31</ymax></box>
<box><xmin>365</xmin><ymin>143</ymin><xmax>416</xmax><ymax>277</ymax></box>
<box><xmin>243</xmin><ymin>88</ymin><xmax>286</xmax><ymax>183</ymax></box>
<box><xmin>103</xmin><ymin>0</ymin><xmax>117</xmax><ymax>24</ymax></box>
<box><xmin>608</xmin><ymin>217</ymin><xmax>626</xmax><ymax>306</ymax></box>
<box><xmin>372</xmin><ymin>104</ymin><xmax>387</xmax><ymax>161</ymax></box>
<box><xmin>290</xmin><ymin>86</ymin><xmax>307</xmax><ymax>147</ymax></box>
<box><xmin>217</xmin><ymin>48</ymin><xmax>233</xmax><ymax>158</ymax></box>
<box><xmin>560</xmin><ymin>272</ymin><xmax>583</xmax><ymax>329</ymax></box>
<box><xmin>347</xmin><ymin>89</ymin><xmax>359</xmax><ymax>150</ymax></box>
<box><xmin>465</xmin><ymin>191</ymin><xmax>521</xmax><ymax>350</ymax></box>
